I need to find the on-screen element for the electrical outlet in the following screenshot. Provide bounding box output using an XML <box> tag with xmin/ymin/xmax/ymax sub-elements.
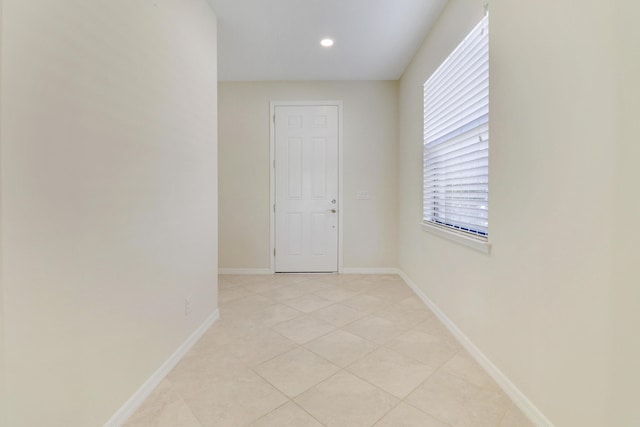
<box><xmin>184</xmin><ymin>296</ymin><xmax>192</xmax><ymax>316</ymax></box>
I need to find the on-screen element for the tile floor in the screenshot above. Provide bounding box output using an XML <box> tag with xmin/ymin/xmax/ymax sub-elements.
<box><xmin>124</xmin><ymin>274</ymin><xmax>534</xmax><ymax>427</ymax></box>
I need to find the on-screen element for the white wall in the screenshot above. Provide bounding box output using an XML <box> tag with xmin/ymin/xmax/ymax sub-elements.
<box><xmin>398</xmin><ymin>0</ymin><xmax>634</xmax><ymax>426</ymax></box>
<box><xmin>218</xmin><ymin>81</ymin><xmax>398</xmax><ymax>270</ymax></box>
<box><xmin>0</xmin><ymin>1</ymin><xmax>218</xmax><ymax>425</ymax></box>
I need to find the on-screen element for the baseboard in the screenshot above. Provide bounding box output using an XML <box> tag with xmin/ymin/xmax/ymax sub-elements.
<box><xmin>219</xmin><ymin>268</ymin><xmax>401</xmax><ymax>275</ymax></box>
<box><xmin>341</xmin><ymin>268</ymin><xmax>400</xmax><ymax>275</ymax></box>
<box><xmin>219</xmin><ymin>268</ymin><xmax>273</xmax><ymax>275</ymax></box>
<box><xmin>397</xmin><ymin>271</ymin><xmax>554</xmax><ymax>427</ymax></box>
<box><xmin>104</xmin><ymin>309</ymin><xmax>220</xmax><ymax>427</ymax></box>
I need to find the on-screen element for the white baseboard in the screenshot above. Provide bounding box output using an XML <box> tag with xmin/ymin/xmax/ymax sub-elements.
<box><xmin>397</xmin><ymin>271</ymin><xmax>554</xmax><ymax>427</ymax></box>
<box><xmin>341</xmin><ymin>268</ymin><xmax>400</xmax><ymax>275</ymax></box>
<box><xmin>219</xmin><ymin>268</ymin><xmax>273</xmax><ymax>275</ymax></box>
<box><xmin>104</xmin><ymin>309</ymin><xmax>220</xmax><ymax>427</ymax></box>
<box><xmin>219</xmin><ymin>268</ymin><xmax>402</xmax><ymax>275</ymax></box>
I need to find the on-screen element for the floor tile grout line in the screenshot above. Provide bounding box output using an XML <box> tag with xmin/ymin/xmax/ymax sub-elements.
<box><xmin>165</xmin><ymin>379</ymin><xmax>210</xmax><ymax>427</ymax></box>
<box><xmin>410</xmin><ymin>356</ymin><xmax>502</xmax><ymax>424</ymax></box>
<box><xmin>238</xmin><ymin>399</ymin><xmax>291</xmax><ymax>427</ymax></box>
<box><xmin>379</xmin><ymin>334</ymin><xmax>462</xmax><ymax>367</ymax></box>
<box><xmin>400</xmin><ymin>398</ymin><xmax>453</xmax><ymax>427</ymax></box>
<box><xmin>344</xmin><ymin>365</ymin><xmax>418</xmax><ymax>402</ymax></box>
<box><xmin>131</xmin><ymin>273</ymin><xmax>514</xmax><ymax>426</ymax></box>
<box><xmin>293</xmin><ymin>400</ymin><xmax>328</xmax><ymax>427</ymax></box>
<box><xmin>292</xmin><ymin>366</ymin><xmax>399</xmax><ymax>406</ymax></box>
<box><xmin>250</xmin><ymin>352</ymin><xmax>342</xmax><ymax>401</ymax></box>
<box><xmin>344</xmin><ymin>344</ymin><xmax>437</xmax><ymax>371</ymax></box>
<box><xmin>219</xmin><ymin>278</ymin><xmax>448</xmax><ymax>372</ymax></box>
<box><xmin>248</xmin><ymin>342</ymin><xmax>305</xmax><ymax>370</ymax></box>
<box><xmin>339</xmin><ymin>340</ymin><xmax>459</xmax><ymax>405</ymax></box>
<box><xmin>369</xmin><ymin>397</ymin><xmax>405</xmax><ymax>427</ymax></box>
<box><xmin>267</xmin><ymin>313</ymin><xmax>339</xmax><ymax>342</ymax></box>
<box><xmin>306</xmin><ymin>303</ymin><xmax>372</xmax><ymax>328</ymax></box>
<box><xmin>398</xmin><ymin>362</ymin><xmax>460</xmax><ymax>427</ymax></box>
<box><xmin>438</xmin><ymin>357</ymin><xmax>508</xmax><ymax>393</ymax></box>
<box><xmin>303</xmin><ymin>331</ymin><xmax>381</xmax><ymax>370</ymax></box>
<box><xmin>297</xmin><ymin>366</ymin><xmax>406</xmax><ymax>424</ymax></box>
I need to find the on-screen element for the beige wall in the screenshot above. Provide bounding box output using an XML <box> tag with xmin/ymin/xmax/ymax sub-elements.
<box><xmin>612</xmin><ymin>2</ymin><xmax>640</xmax><ymax>425</ymax></box>
<box><xmin>398</xmin><ymin>0</ymin><xmax>634</xmax><ymax>426</ymax></box>
<box><xmin>0</xmin><ymin>1</ymin><xmax>218</xmax><ymax>426</ymax></box>
<box><xmin>219</xmin><ymin>81</ymin><xmax>398</xmax><ymax>270</ymax></box>
<box><xmin>0</xmin><ymin>0</ymin><xmax>5</xmax><ymax>423</ymax></box>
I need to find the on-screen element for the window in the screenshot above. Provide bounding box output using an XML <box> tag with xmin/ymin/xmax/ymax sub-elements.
<box><xmin>423</xmin><ymin>14</ymin><xmax>489</xmax><ymax>242</ymax></box>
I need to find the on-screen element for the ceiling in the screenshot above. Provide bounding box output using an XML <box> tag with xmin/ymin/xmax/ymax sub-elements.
<box><xmin>207</xmin><ymin>0</ymin><xmax>448</xmax><ymax>81</ymax></box>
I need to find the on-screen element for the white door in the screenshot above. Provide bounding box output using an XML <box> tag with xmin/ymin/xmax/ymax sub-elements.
<box><xmin>274</xmin><ymin>105</ymin><xmax>339</xmax><ymax>272</ymax></box>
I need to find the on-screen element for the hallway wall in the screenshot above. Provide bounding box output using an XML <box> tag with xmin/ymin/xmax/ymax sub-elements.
<box><xmin>0</xmin><ymin>0</ymin><xmax>5</xmax><ymax>423</ymax></box>
<box><xmin>397</xmin><ymin>0</ymin><xmax>635</xmax><ymax>425</ymax></box>
<box><xmin>0</xmin><ymin>1</ymin><xmax>219</xmax><ymax>425</ymax></box>
<box><xmin>218</xmin><ymin>81</ymin><xmax>398</xmax><ymax>271</ymax></box>
<box><xmin>611</xmin><ymin>2</ymin><xmax>640</xmax><ymax>424</ymax></box>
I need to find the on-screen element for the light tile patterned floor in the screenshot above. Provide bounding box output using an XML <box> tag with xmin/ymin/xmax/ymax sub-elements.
<box><xmin>124</xmin><ymin>274</ymin><xmax>534</xmax><ymax>427</ymax></box>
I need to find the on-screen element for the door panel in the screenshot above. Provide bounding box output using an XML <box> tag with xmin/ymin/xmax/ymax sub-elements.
<box><xmin>286</xmin><ymin>213</ymin><xmax>303</xmax><ymax>255</ymax></box>
<box><xmin>312</xmin><ymin>137</ymin><xmax>327</xmax><ymax>198</ymax></box>
<box><xmin>275</xmin><ymin>105</ymin><xmax>339</xmax><ymax>272</ymax></box>
<box><xmin>287</xmin><ymin>138</ymin><xmax>302</xmax><ymax>198</ymax></box>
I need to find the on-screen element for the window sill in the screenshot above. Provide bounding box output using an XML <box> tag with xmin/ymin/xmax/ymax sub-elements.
<box><xmin>420</xmin><ymin>222</ymin><xmax>491</xmax><ymax>254</ymax></box>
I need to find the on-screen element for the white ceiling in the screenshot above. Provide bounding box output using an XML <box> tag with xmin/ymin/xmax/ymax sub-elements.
<box><xmin>207</xmin><ymin>0</ymin><xmax>448</xmax><ymax>81</ymax></box>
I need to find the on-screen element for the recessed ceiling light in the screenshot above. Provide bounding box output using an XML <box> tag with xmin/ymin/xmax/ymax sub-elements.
<box><xmin>320</xmin><ymin>38</ymin><xmax>334</xmax><ymax>47</ymax></box>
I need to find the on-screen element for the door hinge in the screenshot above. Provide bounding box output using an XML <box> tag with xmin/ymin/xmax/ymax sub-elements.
<box><xmin>273</xmin><ymin>159</ymin><xmax>275</xmax><ymax>168</ymax></box>
<box><xmin>273</xmin><ymin>204</ymin><xmax>276</xmax><ymax>212</ymax></box>
<box><xmin>273</xmin><ymin>248</ymin><xmax>276</xmax><ymax>256</ymax></box>
<box><xmin>273</xmin><ymin>114</ymin><xmax>275</xmax><ymax>124</ymax></box>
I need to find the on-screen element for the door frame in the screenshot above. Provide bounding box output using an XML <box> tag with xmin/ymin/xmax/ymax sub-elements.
<box><xmin>270</xmin><ymin>100</ymin><xmax>344</xmax><ymax>274</ymax></box>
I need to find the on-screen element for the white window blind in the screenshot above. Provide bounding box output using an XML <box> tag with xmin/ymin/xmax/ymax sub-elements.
<box><xmin>423</xmin><ymin>14</ymin><xmax>489</xmax><ymax>238</ymax></box>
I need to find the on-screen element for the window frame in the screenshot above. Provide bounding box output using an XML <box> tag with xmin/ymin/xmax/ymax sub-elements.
<box><xmin>421</xmin><ymin>14</ymin><xmax>491</xmax><ymax>254</ymax></box>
